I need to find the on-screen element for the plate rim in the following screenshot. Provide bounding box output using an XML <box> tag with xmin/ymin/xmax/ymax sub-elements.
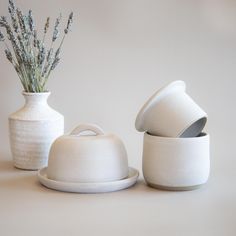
<box><xmin>38</xmin><ymin>167</ymin><xmax>139</xmax><ymax>193</ymax></box>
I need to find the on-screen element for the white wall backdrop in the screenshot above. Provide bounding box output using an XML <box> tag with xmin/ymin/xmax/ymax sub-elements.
<box><xmin>0</xmin><ymin>0</ymin><xmax>236</xmax><ymax>177</ymax></box>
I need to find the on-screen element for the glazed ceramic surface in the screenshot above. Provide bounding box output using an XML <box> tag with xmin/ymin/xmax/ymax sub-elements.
<box><xmin>38</xmin><ymin>167</ymin><xmax>139</xmax><ymax>193</ymax></box>
<box><xmin>47</xmin><ymin>123</ymin><xmax>129</xmax><ymax>183</ymax></box>
<box><xmin>135</xmin><ymin>80</ymin><xmax>207</xmax><ymax>137</ymax></box>
<box><xmin>143</xmin><ymin>132</ymin><xmax>210</xmax><ymax>190</ymax></box>
<box><xmin>9</xmin><ymin>92</ymin><xmax>64</xmax><ymax>170</ymax></box>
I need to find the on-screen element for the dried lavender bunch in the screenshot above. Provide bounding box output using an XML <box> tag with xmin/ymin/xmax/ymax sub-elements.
<box><xmin>0</xmin><ymin>0</ymin><xmax>74</xmax><ymax>93</ymax></box>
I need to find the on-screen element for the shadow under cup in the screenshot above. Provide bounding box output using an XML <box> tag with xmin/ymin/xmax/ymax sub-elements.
<box><xmin>142</xmin><ymin>132</ymin><xmax>210</xmax><ymax>191</ymax></box>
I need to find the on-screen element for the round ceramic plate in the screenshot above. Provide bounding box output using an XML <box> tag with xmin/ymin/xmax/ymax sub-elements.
<box><xmin>38</xmin><ymin>167</ymin><xmax>139</xmax><ymax>193</ymax></box>
<box><xmin>135</xmin><ymin>80</ymin><xmax>186</xmax><ymax>132</ymax></box>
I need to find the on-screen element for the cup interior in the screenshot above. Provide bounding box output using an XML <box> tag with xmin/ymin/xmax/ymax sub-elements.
<box><xmin>179</xmin><ymin>117</ymin><xmax>207</xmax><ymax>137</ymax></box>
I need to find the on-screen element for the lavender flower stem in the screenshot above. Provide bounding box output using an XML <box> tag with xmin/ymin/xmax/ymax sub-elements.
<box><xmin>1</xmin><ymin>1</ymin><xmax>74</xmax><ymax>92</ymax></box>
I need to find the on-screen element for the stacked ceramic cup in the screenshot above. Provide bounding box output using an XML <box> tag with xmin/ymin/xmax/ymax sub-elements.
<box><xmin>135</xmin><ymin>81</ymin><xmax>210</xmax><ymax>190</ymax></box>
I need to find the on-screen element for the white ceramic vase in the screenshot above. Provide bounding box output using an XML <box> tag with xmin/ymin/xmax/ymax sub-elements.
<box><xmin>9</xmin><ymin>92</ymin><xmax>64</xmax><ymax>170</ymax></box>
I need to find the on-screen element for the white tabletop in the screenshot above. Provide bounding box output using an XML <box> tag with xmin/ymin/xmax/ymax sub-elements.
<box><xmin>1</xmin><ymin>155</ymin><xmax>235</xmax><ymax>236</ymax></box>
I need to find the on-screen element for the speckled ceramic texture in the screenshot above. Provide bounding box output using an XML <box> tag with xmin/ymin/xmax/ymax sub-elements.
<box><xmin>9</xmin><ymin>92</ymin><xmax>64</xmax><ymax>170</ymax></box>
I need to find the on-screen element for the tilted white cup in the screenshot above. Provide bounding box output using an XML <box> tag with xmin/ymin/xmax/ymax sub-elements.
<box><xmin>47</xmin><ymin>123</ymin><xmax>129</xmax><ymax>183</ymax></box>
<box><xmin>142</xmin><ymin>132</ymin><xmax>210</xmax><ymax>190</ymax></box>
<box><xmin>135</xmin><ymin>81</ymin><xmax>207</xmax><ymax>137</ymax></box>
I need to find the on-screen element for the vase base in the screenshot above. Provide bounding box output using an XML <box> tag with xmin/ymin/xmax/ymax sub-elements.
<box><xmin>14</xmin><ymin>164</ymin><xmax>43</xmax><ymax>171</ymax></box>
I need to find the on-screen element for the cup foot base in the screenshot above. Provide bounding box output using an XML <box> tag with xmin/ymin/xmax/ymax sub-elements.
<box><xmin>147</xmin><ymin>182</ymin><xmax>205</xmax><ymax>191</ymax></box>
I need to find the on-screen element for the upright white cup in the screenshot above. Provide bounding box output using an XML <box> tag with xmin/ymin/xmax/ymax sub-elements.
<box><xmin>135</xmin><ymin>81</ymin><xmax>207</xmax><ymax>137</ymax></box>
<box><xmin>143</xmin><ymin>132</ymin><xmax>210</xmax><ymax>190</ymax></box>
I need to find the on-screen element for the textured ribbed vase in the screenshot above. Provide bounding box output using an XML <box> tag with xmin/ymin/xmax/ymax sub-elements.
<box><xmin>9</xmin><ymin>92</ymin><xmax>64</xmax><ymax>170</ymax></box>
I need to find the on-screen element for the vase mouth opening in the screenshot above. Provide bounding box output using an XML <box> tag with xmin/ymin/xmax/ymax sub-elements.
<box><xmin>22</xmin><ymin>91</ymin><xmax>51</xmax><ymax>96</ymax></box>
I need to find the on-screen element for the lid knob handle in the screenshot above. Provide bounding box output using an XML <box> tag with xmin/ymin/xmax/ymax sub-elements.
<box><xmin>70</xmin><ymin>123</ymin><xmax>105</xmax><ymax>136</ymax></box>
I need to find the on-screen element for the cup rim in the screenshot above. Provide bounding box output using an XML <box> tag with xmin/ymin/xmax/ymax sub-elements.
<box><xmin>145</xmin><ymin>132</ymin><xmax>209</xmax><ymax>140</ymax></box>
<box><xmin>135</xmin><ymin>80</ymin><xmax>186</xmax><ymax>132</ymax></box>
